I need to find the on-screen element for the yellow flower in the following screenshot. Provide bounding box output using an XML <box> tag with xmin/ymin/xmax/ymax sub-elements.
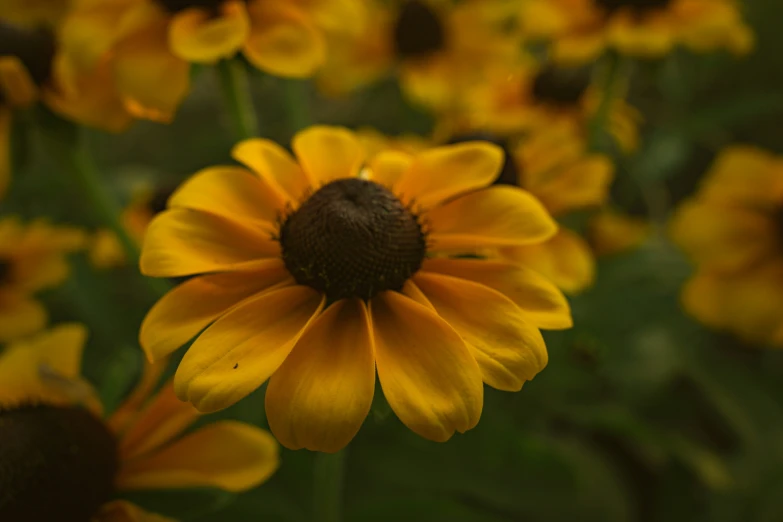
<box><xmin>670</xmin><ymin>146</ymin><xmax>783</xmax><ymax>345</ymax></box>
<box><xmin>588</xmin><ymin>207</ymin><xmax>651</xmax><ymax>256</ymax></box>
<box><xmin>60</xmin><ymin>0</ymin><xmax>364</xmax><ymax>121</ymax></box>
<box><xmin>0</xmin><ymin>217</ymin><xmax>85</xmax><ymax>342</ymax></box>
<box><xmin>494</xmin><ymin>123</ymin><xmax>615</xmax><ymax>293</ymax></box>
<box><xmin>448</xmin><ymin>60</ymin><xmax>641</xmax><ymax>153</ymax></box>
<box><xmin>317</xmin><ymin>0</ymin><xmax>520</xmax><ymax>112</ymax></box>
<box><xmin>139</xmin><ymin>125</ymin><xmax>572</xmax><ymax>452</ymax></box>
<box><xmin>520</xmin><ymin>0</ymin><xmax>753</xmax><ymax>64</ymax></box>
<box><xmin>0</xmin><ymin>324</ymin><xmax>280</xmax><ymax>521</ymax></box>
<box><xmin>0</xmin><ymin>0</ymin><xmax>72</xmax><ymax>27</ymax></box>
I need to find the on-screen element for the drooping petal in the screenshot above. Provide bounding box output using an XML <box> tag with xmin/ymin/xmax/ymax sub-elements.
<box><xmin>0</xmin><ymin>291</ymin><xmax>47</xmax><ymax>343</ymax></box>
<box><xmin>139</xmin><ymin>259</ymin><xmax>290</xmax><ymax>362</ymax></box>
<box><xmin>118</xmin><ymin>421</ymin><xmax>279</xmax><ymax>492</ymax></box>
<box><xmin>413</xmin><ymin>272</ymin><xmax>547</xmax><ymax>392</ymax></box>
<box><xmin>168</xmin><ymin>2</ymin><xmax>250</xmax><ymax>63</ymax></box>
<box><xmin>95</xmin><ymin>500</ymin><xmax>175</xmax><ymax>522</ymax></box>
<box><xmin>0</xmin><ymin>55</ymin><xmax>38</xmax><ymax>107</ymax></box>
<box><xmin>109</xmin><ymin>360</ymin><xmax>168</xmax><ymax>435</ymax></box>
<box><xmin>427</xmin><ymin>186</ymin><xmax>557</xmax><ymax>252</ymax></box>
<box><xmin>370</xmin><ymin>291</ymin><xmax>483</xmax><ymax>442</ymax></box>
<box><xmin>292</xmin><ymin>126</ymin><xmax>364</xmax><ymax>186</ymax></box>
<box><xmin>140</xmin><ymin>209</ymin><xmax>280</xmax><ymax>277</ymax></box>
<box><xmin>265</xmin><ymin>299</ymin><xmax>375</xmax><ymax>453</ymax></box>
<box><xmin>421</xmin><ymin>258</ymin><xmax>572</xmax><ymax>329</ymax></box>
<box><xmin>231</xmin><ymin>138</ymin><xmax>311</xmax><ymax>203</ymax></box>
<box><xmin>167</xmin><ymin>166</ymin><xmax>283</xmax><ymax>232</ymax></box>
<box><xmin>174</xmin><ymin>285</ymin><xmax>324</xmax><ymax>412</ymax></box>
<box><xmin>394</xmin><ymin>142</ymin><xmax>503</xmax><ymax>208</ymax></box>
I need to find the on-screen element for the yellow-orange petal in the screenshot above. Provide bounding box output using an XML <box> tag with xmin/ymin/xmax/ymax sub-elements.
<box><xmin>367</xmin><ymin>150</ymin><xmax>414</xmax><ymax>190</ymax></box>
<box><xmin>168</xmin><ymin>2</ymin><xmax>250</xmax><ymax>63</ymax></box>
<box><xmin>265</xmin><ymin>298</ymin><xmax>375</xmax><ymax>453</ymax></box>
<box><xmin>0</xmin><ymin>292</ymin><xmax>47</xmax><ymax>343</ymax></box>
<box><xmin>370</xmin><ymin>291</ymin><xmax>483</xmax><ymax>442</ymax></box>
<box><xmin>502</xmin><ymin>229</ymin><xmax>596</xmax><ymax>294</ymax></box>
<box><xmin>118</xmin><ymin>421</ymin><xmax>279</xmax><ymax>492</ymax></box>
<box><xmin>421</xmin><ymin>258</ymin><xmax>573</xmax><ymax>329</ymax></box>
<box><xmin>427</xmin><ymin>186</ymin><xmax>557</xmax><ymax>252</ymax></box>
<box><xmin>167</xmin><ymin>166</ymin><xmax>283</xmax><ymax>232</ymax></box>
<box><xmin>140</xmin><ymin>259</ymin><xmax>290</xmax><ymax>362</ymax></box>
<box><xmin>414</xmin><ymin>272</ymin><xmax>547</xmax><ymax>392</ymax></box>
<box><xmin>292</xmin><ymin>125</ymin><xmax>364</xmax><ymax>186</ymax></box>
<box><xmin>533</xmin><ymin>156</ymin><xmax>614</xmax><ymax>216</ymax></box>
<box><xmin>243</xmin><ymin>0</ymin><xmax>325</xmax><ymax>77</ymax></box>
<box><xmin>174</xmin><ymin>285</ymin><xmax>324</xmax><ymax>412</ymax></box>
<box><xmin>96</xmin><ymin>500</ymin><xmax>175</xmax><ymax>522</ymax></box>
<box><xmin>395</xmin><ymin>142</ymin><xmax>504</xmax><ymax>209</ymax></box>
<box><xmin>140</xmin><ymin>209</ymin><xmax>279</xmax><ymax>277</ymax></box>
<box><xmin>0</xmin><ymin>55</ymin><xmax>38</xmax><ymax>107</ymax></box>
<box><xmin>109</xmin><ymin>360</ymin><xmax>168</xmax><ymax>435</ymax></box>
<box><xmin>231</xmin><ymin>138</ymin><xmax>311</xmax><ymax>203</ymax></box>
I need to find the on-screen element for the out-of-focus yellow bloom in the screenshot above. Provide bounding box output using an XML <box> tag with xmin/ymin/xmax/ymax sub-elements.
<box><xmin>588</xmin><ymin>207</ymin><xmax>651</xmax><ymax>256</ymax></box>
<box><xmin>59</xmin><ymin>0</ymin><xmax>365</xmax><ymax>121</ymax></box>
<box><xmin>520</xmin><ymin>0</ymin><xmax>753</xmax><ymax>64</ymax></box>
<box><xmin>0</xmin><ymin>325</ymin><xmax>280</xmax><ymax>521</ymax></box>
<box><xmin>0</xmin><ymin>0</ymin><xmax>72</xmax><ymax>27</ymax></box>
<box><xmin>671</xmin><ymin>146</ymin><xmax>783</xmax><ymax>345</ymax></box>
<box><xmin>356</xmin><ymin>127</ymin><xmax>430</xmax><ymax>159</ymax></box>
<box><xmin>0</xmin><ymin>217</ymin><xmax>85</xmax><ymax>342</ymax></box>
<box><xmin>318</xmin><ymin>0</ymin><xmax>520</xmax><ymax>112</ymax></box>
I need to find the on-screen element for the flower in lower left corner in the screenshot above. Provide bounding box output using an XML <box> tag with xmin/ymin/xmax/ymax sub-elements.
<box><xmin>0</xmin><ymin>324</ymin><xmax>279</xmax><ymax>521</ymax></box>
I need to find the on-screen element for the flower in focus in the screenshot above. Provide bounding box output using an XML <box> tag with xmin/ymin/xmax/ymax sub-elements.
<box><xmin>60</xmin><ymin>0</ymin><xmax>365</xmax><ymax>121</ymax></box>
<box><xmin>0</xmin><ymin>217</ymin><xmax>85</xmax><ymax>341</ymax></box>
<box><xmin>0</xmin><ymin>324</ymin><xmax>280</xmax><ymax>521</ymax></box>
<box><xmin>318</xmin><ymin>0</ymin><xmax>520</xmax><ymax>112</ymax></box>
<box><xmin>140</xmin><ymin>125</ymin><xmax>572</xmax><ymax>452</ymax></box>
<box><xmin>520</xmin><ymin>0</ymin><xmax>753</xmax><ymax>64</ymax></box>
<box><xmin>671</xmin><ymin>146</ymin><xmax>783</xmax><ymax>346</ymax></box>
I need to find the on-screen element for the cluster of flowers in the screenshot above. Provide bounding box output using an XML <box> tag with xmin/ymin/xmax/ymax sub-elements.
<box><xmin>0</xmin><ymin>0</ymin><xmax>765</xmax><ymax>520</ymax></box>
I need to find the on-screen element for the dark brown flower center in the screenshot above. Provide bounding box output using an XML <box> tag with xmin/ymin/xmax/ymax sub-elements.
<box><xmin>280</xmin><ymin>178</ymin><xmax>427</xmax><ymax>301</ymax></box>
<box><xmin>0</xmin><ymin>22</ymin><xmax>55</xmax><ymax>104</ymax></box>
<box><xmin>594</xmin><ymin>0</ymin><xmax>673</xmax><ymax>14</ymax></box>
<box><xmin>0</xmin><ymin>405</ymin><xmax>118</xmax><ymax>522</ymax></box>
<box><xmin>154</xmin><ymin>0</ymin><xmax>238</xmax><ymax>14</ymax></box>
<box><xmin>447</xmin><ymin>133</ymin><xmax>519</xmax><ymax>187</ymax></box>
<box><xmin>531</xmin><ymin>66</ymin><xmax>591</xmax><ymax>107</ymax></box>
<box><xmin>393</xmin><ymin>0</ymin><xmax>446</xmax><ymax>60</ymax></box>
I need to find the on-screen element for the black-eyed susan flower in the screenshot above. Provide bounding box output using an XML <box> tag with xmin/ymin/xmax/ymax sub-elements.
<box><xmin>318</xmin><ymin>0</ymin><xmax>519</xmax><ymax>112</ymax></box>
<box><xmin>0</xmin><ymin>324</ymin><xmax>279</xmax><ymax>520</ymax></box>
<box><xmin>0</xmin><ymin>217</ymin><xmax>85</xmax><ymax>341</ymax></box>
<box><xmin>139</xmin><ymin>125</ymin><xmax>572</xmax><ymax>452</ymax></box>
<box><xmin>520</xmin><ymin>0</ymin><xmax>753</xmax><ymax>64</ymax></box>
<box><xmin>60</xmin><ymin>0</ymin><xmax>365</xmax><ymax>121</ymax></box>
<box><xmin>670</xmin><ymin>146</ymin><xmax>783</xmax><ymax>345</ymax></box>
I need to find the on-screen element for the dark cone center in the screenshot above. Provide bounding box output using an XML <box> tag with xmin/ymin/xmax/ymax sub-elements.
<box><xmin>594</xmin><ymin>0</ymin><xmax>673</xmax><ymax>14</ymax></box>
<box><xmin>393</xmin><ymin>0</ymin><xmax>446</xmax><ymax>60</ymax></box>
<box><xmin>531</xmin><ymin>66</ymin><xmax>592</xmax><ymax>107</ymax></box>
<box><xmin>280</xmin><ymin>178</ymin><xmax>427</xmax><ymax>301</ymax></box>
<box><xmin>0</xmin><ymin>22</ymin><xmax>55</xmax><ymax>103</ymax></box>
<box><xmin>0</xmin><ymin>405</ymin><xmax>118</xmax><ymax>522</ymax></box>
<box><xmin>154</xmin><ymin>0</ymin><xmax>234</xmax><ymax>13</ymax></box>
<box><xmin>447</xmin><ymin>133</ymin><xmax>519</xmax><ymax>187</ymax></box>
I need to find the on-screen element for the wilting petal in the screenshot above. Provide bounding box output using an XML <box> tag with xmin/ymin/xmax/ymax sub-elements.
<box><xmin>414</xmin><ymin>272</ymin><xmax>547</xmax><ymax>392</ymax></box>
<box><xmin>370</xmin><ymin>291</ymin><xmax>483</xmax><ymax>442</ymax></box>
<box><xmin>118</xmin><ymin>421</ymin><xmax>279</xmax><ymax>492</ymax></box>
<box><xmin>140</xmin><ymin>259</ymin><xmax>290</xmax><ymax>362</ymax></box>
<box><xmin>174</xmin><ymin>286</ymin><xmax>324</xmax><ymax>412</ymax></box>
<box><xmin>266</xmin><ymin>299</ymin><xmax>375</xmax><ymax>453</ymax></box>
<box><xmin>421</xmin><ymin>258</ymin><xmax>572</xmax><ymax>329</ymax></box>
<box><xmin>428</xmin><ymin>186</ymin><xmax>557</xmax><ymax>252</ymax></box>
<box><xmin>293</xmin><ymin>126</ymin><xmax>364</xmax><ymax>186</ymax></box>
<box><xmin>140</xmin><ymin>209</ymin><xmax>280</xmax><ymax>277</ymax></box>
<box><xmin>231</xmin><ymin>138</ymin><xmax>311</xmax><ymax>203</ymax></box>
<box><xmin>168</xmin><ymin>2</ymin><xmax>249</xmax><ymax>62</ymax></box>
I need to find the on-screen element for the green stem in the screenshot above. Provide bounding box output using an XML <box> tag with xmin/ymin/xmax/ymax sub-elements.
<box><xmin>588</xmin><ymin>52</ymin><xmax>624</xmax><ymax>152</ymax></box>
<box><xmin>313</xmin><ymin>449</ymin><xmax>347</xmax><ymax>522</ymax></box>
<box><xmin>283</xmin><ymin>78</ymin><xmax>312</xmax><ymax>135</ymax></box>
<box><xmin>216</xmin><ymin>59</ymin><xmax>259</xmax><ymax>140</ymax></box>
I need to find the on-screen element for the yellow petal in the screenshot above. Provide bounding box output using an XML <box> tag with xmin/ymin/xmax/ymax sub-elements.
<box><xmin>140</xmin><ymin>209</ymin><xmax>279</xmax><ymax>277</ymax></box>
<box><xmin>700</xmin><ymin>146</ymin><xmax>783</xmax><ymax>205</ymax></box>
<box><xmin>370</xmin><ymin>291</ymin><xmax>483</xmax><ymax>442</ymax></box>
<box><xmin>95</xmin><ymin>500</ymin><xmax>175</xmax><ymax>522</ymax></box>
<box><xmin>367</xmin><ymin>150</ymin><xmax>414</xmax><ymax>189</ymax></box>
<box><xmin>292</xmin><ymin>125</ymin><xmax>364</xmax><ymax>186</ymax></box>
<box><xmin>265</xmin><ymin>298</ymin><xmax>375</xmax><ymax>453</ymax></box>
<box><xmin>118</xmin><ymin>421</ymin><xmax>279</xmax><ymax>492</ymax></box>
<box><xmin>168</xmin><ymin>2</ymin><xmax>250</xmax><ymax>63</ymax></box>
<box><xmin>427</xmin><ymin>186</ymin><xmax>557</xmax><ymax>252</ymax></box>
<box><xmin>395</xmin><ymin>142</ymin><xmax>504</xmax><ymax>209</ymax></box>
<box><xmin>109</xmin><ymin>360</ymin><xmax>168</xmax><ymax>435</ymax></box>
<box><xmin>0</xmin><ymin>291</ymin><xmax>47</xmax><ymax>343</ymax></box>
<box><xmin>532</xmin><ymin>156</ymin><xmax>614</xmax><ymax>216</ymax></box>
<box><xmin>231</xmin><ymin>138</ymin><xmax>311</xmax><ymax>202</ymax></box>
<box><xmin>0</xmin><ymin>55</ymin><xmax>38</xmax><ymax>107</ymax></box>
<box><xmin>421</xmin><ymin>258</ymin><xmax>573</xmax><ymax>329</ymax></box>
<box><xmin>174</xmin><ymin>285</ymin><xmax>324</xmax><ymax>412</ymax></box>
<box><xmin>167</xmin><ymin>166</ymin><xmax>283</xmax><ymax>232</ymax></box>
<box><xmin>414</xmin><ymin>272</ymin><xmax>547</xmax><ymax>392</ymax></box>
<box><xmin>140</xmin><ymin>259</ymin><xmax>290</xmax><ymax>362</ymax></box>
<box><xmin>502</xmin><ymin>229</ymin><xmax>596</xmax><ymax>294</ymax></box>
<box><xmin>243</xmin><ymin>0</ymin><xmax>325</xmax><ymax>77</ymax></box>
<box><xmin>607</xmin><ymin>13</ymin><xmax>674</xmax><ymax>57</ymax></box>
<box><xmin>0</xmin><ymin>107</ymin><xmax>11</xmax><ymax>200</ymax></box>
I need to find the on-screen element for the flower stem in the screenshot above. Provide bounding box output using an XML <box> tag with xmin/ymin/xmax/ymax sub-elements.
<box><xmin>313</xmin><ymin>449</ymin><xmax>347</xmax><ymax>522</ymax></box>
<box><xmin>283</xmin><ymin>78</ymin><xmax>312</xmax><ymax>135</ymax></box>
<box><xmin>216</xmin><ymin>59</ymin><xmax>259</xmax><ymax>140</ymax></box>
